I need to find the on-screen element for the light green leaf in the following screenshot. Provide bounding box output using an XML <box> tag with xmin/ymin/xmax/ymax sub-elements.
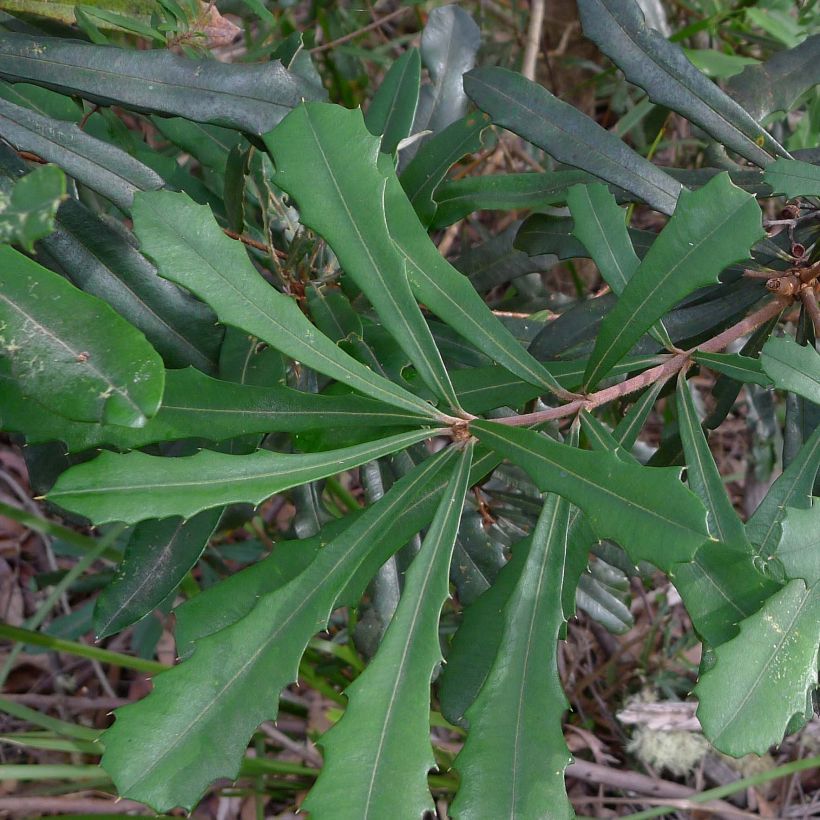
<box><xmin>0</xmin><ymin>246</ymin><xmax>163</xmax><ymax>427</ymax></box>
<box><xmin>472</xmin><ymin>420</ymin><xmax>710</xmax><ymax>569</ymax></box>
<box><xmin>762</xmin><ymin>336</ymin><xmax>820</xmax><ymax>404</ymax></box>
<box><xmin>94</xmin><ymin>510</ymin><xmax>222</xmax><ymax>639</ymax></box>
<box><xmin>746</xmin><ymin>425</ymin><xmax>820</xmax><ymax>558</ymax></box>
<box><xmin>464</xmin><ymin>66</ymin><xmax>682</xmax><ymax>215</ymax></box>
<box><xmin>584</xmin><ymin>173</ymin><xmax>763</xmax><ymax>389</ymax></box>
<box><xmin>131</xmin><ymin>189</ymin><xmax>440</xmax><ymax>420</ymax></box>
<box><xmin>381</xmin><ymin>157</ymin><xmax>574</xmax><ymax>399</ymax></box>
<box><xmin>365</xmin><ymin>48</ymin><xmax>421</xmax><ymax>155</ymax></box>
<box><xmin>48</xmin><ymin>427</ymin><xmax>442</xmax><ymax>525</ymax></box>
<box><xmin>682</xmin><ymin>48</ymin><xmax>758</xmax><ymax>79</ymax></box>
<box><xmin>0</xmin><ymin>96</ymin><xmax>164</xmax><ymax>210</ymax></box>
<box><xmin>578</xmin><ymin>0</ymin><xmax>785</xmax><ymax>166</ymax></box>
<box><xmin>0</xmin><ymin>163</ymin><xmax>64</xmax><ymax>250</ymax></box>
<box><xmin>693</xmin><ymin>351</ymin><xmax>772</xmax><ymax>387</ymax></box>
<box><xmin>763</xmin><ymin>157</ymin><xmax>820</xmax><ymax>198</ymax></box>
<box><xmin>100</xmin><ymin>447</ymin><xmax>458</xmax><ymax>812</ymax></box>
<box><xmin>453</xmin><ymin>493</ymin><xmax>573</xmax><ymax>819</ymax></box>
<box><xmin>567</xmin><ymin>183</ymin><xmax>672</xmax><ymax>348</ymax></box>
<box><xmin>695</xmin><ymin>579</ymin><xmax>820</xmax><ymax>756</ymax></box>
<box><xmin>303</xmin><ymin>443</ymin><xmax>473</xmax><ymax>820</ymax></box>
<box><xmin>0</xmin><ymin>32</ymin><xmax>324</xmax><ymax>135</ymax></box>
<box><xmin>776</xmin><ymin>503</ymin><xmax>820</xmax><ymax>586</ymax></box>
<box><xmin>264</xmin><ymin>103</ymin><xmax>460</xmax><ymax>410</ymax></box>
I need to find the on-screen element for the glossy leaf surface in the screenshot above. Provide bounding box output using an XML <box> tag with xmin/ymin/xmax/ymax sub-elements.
<box><xmin>777</xmin><ymin>503</ymin><xmax>820</xmax><ymax>585</ymax></box>
<box><xmin>761</xmin><ymin>335</ymin><xmax>820</xmax><ymax>403</ymax></box>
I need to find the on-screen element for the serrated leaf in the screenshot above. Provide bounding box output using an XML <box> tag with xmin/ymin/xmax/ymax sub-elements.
<box><xmin>0</xmin><ymin>96</ymin><xmax>164</xmax><ymax>209</ymax></box>
<box><xmin>381</xmin><ymin>156</ymin><xmax>573</xmax><ymax>399</ymax></box>
<box><xmin>131</xmin><ymin>189</ymin><xmax>439</xmax><ymax>420</ymax></box>
<box><xmin>567</xmin><ymin>183</ymin><xmax>672</xmax><ymax>348</ymax></box>
<box><xmin>0</xmin><ymin>162</ymin><xmax>64</xmax><ymax>250</ymax></box>
<box><xmin>576</xmin><ymin>559</ymin><xmax>633</xmax><ymax>634</ymax></box>
<box><xmin>452</xmin><ymin>493</ymin><xmax>573</xmax><ymax>819</ymax></box>
<box><xmin>762</xmin><ymin>336</ymin><xmax>820</xmax><ymax>404</ymax></box>
<box><xmin>264</xmin><ymin>103</ymin><xmax>460</xmax><ymax>410</ymax></box>
<box><xmin>762</xmin><ymin>157</ymin><xmax>820</xmax><ymax>198</ymax></box>
<box><xmin>695</xmin><ymin>579</ymin><xmax>820</xmax><ymax>756</ymax></box>
<box><xmin>0</xmin><ymin>32</ymin><xmax>323</xmax><ymax>135</ymax></box>
<box><xmin>472</xmin><ymin>421</ymin><xmax>709</xmax><ymax>569</ymax></box>
<box><xmin>48</xmin><ymin>427</ymin><xmax>442</xmax><ymax>524</ymax></box>
<box><xmin>578</xmin><ymin>0</ymin><xmax>785</xmax><ymax>166</ymax></box>
<box><xmin>0</xmin><ymin>246</ymin><xmax>163</xmax><ymax>427</ymax></box>
<box><xmin>365</xmin><ymin>48</ymin><xmax>421</xmax><ymax>155</ymax></box>
<box><xmin>584</xmin><ymin>173</ymin><xmax>763</xmax><ymax>389</ymax></box>
<box><xmin>399</xmin><ymin>111</ymin><xmax>488</xmax><ymax>226</ymax></box>
<box><xmin>100</xmin><ymin>447</ymin><xmax>458</xmax><ymax>812</ymax></box>
<box><xmin>693</xmin><ymin>351</ymin><xmax>772</xmax><ymax>386</ymax></box>
<box><xmin>94</xmin><ymin>509</ymin><xmax>221</xmax><ymax>639</ymax></box>
<box><xmin>776</xmin><ymin>503</ymin><xmax>820</xmax><ymax>585</ymax></box>
<box><xmin>746</xmin><ymin>425</ymin><xmax>820</xmax><ymax>558</ymax></box>
<box><xmin>303</xmin><ymin>443</ymin><xmax>472</xmax><ymax>820</ymax></box>
<box><xmin>464</xmin><ymin>66</ymin><xmax>682</xmax><ymax>215</ymax></box>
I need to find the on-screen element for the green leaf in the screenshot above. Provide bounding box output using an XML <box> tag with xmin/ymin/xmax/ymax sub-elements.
<box><xmin>264</xmin><ymin>103</ymin><xmax>460</xmax><ymax>411</ymax></box>
<box><xmin>695</xmin><ymin>579</ymin><xmax>820</xmax><ymax>756</ymax></box>
<box><xmin>0</xmin><ymin>32</ymin><xmax>324</xmax><ymax>135</ymax></box>
<box><xmin>365</xmin><ymin>48</ymin><xmax>420</xmax><ymax>155</ymax></box>
<box><xmin>726</xmin><ymin>34</ymin><xmax>820</xmax><ymax>121</ymax></box>
<box><xmin>399</xmin><ymin>111</ymin><xmax>489</xmax><ymax>226</ymax></box>
<box><xmin>776</xmin><ymin>503</ymin><xmax>820</xmax><ymax>585</ymax></box>
<box><xmin>303</xmin><ymin>443</ymin><xmax>473</xmax><ymax>819</ymax></box>
<box><xmin>131</xmin><ymin>190</ymin><xmax>440</xmax><ymax>420</ymax></box>
<box><xmin>567</xmin><ymin>183</ymin><xmax>672</xmax><ymax>348</ymax></box>
<box><xmin>452</xmin><ymin>493</ymin><xmax>574</xmax><ymax>819</ymax></box>
<box><xmin>94</xmin><ymin>510</ymin><xmax>221</xmax><ymax>639</ymax></box>
<box><xmin>100</xmin><ymin>447</ymin><xmax>458</xmax><ymax>811</ymax></box>
<box><xmin>577</xmin><ymin>0</ymin><xmax>786</xmax><ymax>166</ymax></box>
<box><xmin>381</xmin><ymin>158</ymin><xmax>574</xmax><ymax>399</ymax></box>
<box><xmin>763</xmin><ymin>157</ymin><xmax>820</xmax><ymax>197</ymax></box>
<box><xmin>0</xmin><ymin>162</ymin><xmax>64</xmax><ymax>250</ymax></box>
<box><xmin>48</xmin><ymin>427</ymin><xmax>442</xmax><ymax>525</ymax></box>
<box><xmin>152</xmin><ymin>118</ymin><xmax>246</xmax><ymax>174</ymax></box>
<box><xmin>682</xmin><ymin>48</ymin><xmax>758</xmax><ymax>79</ymax></box>
<box><xmin>0</xmin><ymin>246</ymin><xmax>163</xmax><ymax>427</ymax></box>
<box><xmin>472</xmin><ymin>421</ymin><xmax>709</xmax><ymax>569</ymax></box>
<box><xmin>761</xmin><ymin>336</ymin><xmax>820</xmax><ymax>405</ymax></box>
<box><xmin>746</xmin><ymin>425</ymin><xmax>820</xmax><ymax>559</ymax></box>
<box><xmin>584</xmin><ymin>173</ymin><xmax>763</xmax><ymax>389</ymax></box>
<box><xmin>0</xmin><ymin>96</ymin><xmax>164</xmax><ymax>210</ymax></box>
<box><xmin>693</xmin><ymin>351</ymin><xmax>772</xmax><ymax>387</ymax></box>
<box><xmin>463</xmin><ymin>66</ymin><xmax>682</xmax><ymax>215</ymax></box>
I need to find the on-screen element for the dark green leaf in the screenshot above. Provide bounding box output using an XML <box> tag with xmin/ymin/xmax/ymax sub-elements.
<box><xmin>693</xmin><ymin>351</ymin><xmax>772</xmax><ymax>386</ymax></box>
<box><xmin>0</xmin><ymin>161</ymin><xmax>63</xmax><ymax>250</ymax></box>
<box><xmin>0</xmin><ymin>246</ymin><xmax>163</xmax><ymax>427</ymax></box>
<box><xmin>761</xmin><ymin>335</ymin><xmax>820</xmax><ymax>405</ymax></box>
<box><xmin>763</xmin><ymin>157</ymin><xmax>820</xmax><ymax>198</ymax></box>
<box><xmin>776</xmin><ymin>503</ymin><xmax>820</xmax><ymax>585</ymax></box>
<box><xmin>578</xmin><ymin>0</ymin><xmax>785</xmax><ymax>166</ymax></box>
<box><xmin>365</xmin><ymin>48</ymin><xmax>420</xmax><ymax>155</ymax></box>
<box><xmin>464</xmin><ymin>67</ymin><xmax>682</xmax><ymax>215</ymax></box>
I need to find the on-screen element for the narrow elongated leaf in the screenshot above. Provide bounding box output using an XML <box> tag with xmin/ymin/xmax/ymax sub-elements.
<box><xmin>746</xmin><ymin>426</ymin><xmax>820</xmax><ymax>558</ymax></box>
<box><xmin>578</xmin><ymin>0</ymin><xmax>785</xmax><ymax>166</ymax></box>
<box><xmin>0</xmin><ymin>162</ymin><xmax>64</xmax><ymax>250</ymax></box>
<box><xmin>399</xmin><ymin>112</ymin><xmax>488</xmax><ymax>226</ymax></box>
<box><xmin>452</xmin><ymin>493</ymin><xmax>574</xmax><ymax>819</ymax></box>
<box><xmin>584</xmin><ymin>173</ymin><xmax>762</xmax><ymax>389</ymax></box>
<box><xmin>381</xmin><ymin>158</ymin><xmax>573</xmax><ymax>399</ymax></box>
<box><xmin>762</xmin><ymin>336</ymin><xmax>820</xmax><ymax>403</ymax></box>
<box><xmin>0</xmin><ymin>96</ymin><xmax>163</xmax><ymax>209</ymax></box>
<box><xmin>693</xmin><ymin>351</ymin><xmax>771</xmax><ymax>386</ymax></box>
<box><xmin>304</xmin><ymin>443</ymin><xmax>473</xmax><ymax>819</ymax></box>
<box><xmin>472</xmin><ymin>421</ymin><xmax>709</xmax><ymax>569</ymax></box>
<box><xmin>0</xmin><ymin>246</ymin><xmax>163</xmax><ymax>427</ymax></box>
<box><xmin>567</xmin><ymin>183</ymin><xmax>672</xmax><ymax>347</ymax></box>
<box><xmin>265</xmin><ymin>103</ymin><xmax>460</xmax><ymax>410</ymax></box>
<box><xmin>94</xmin><ymin>510</ymin><xmax>221</xmax><ymax>639</ymax></box>
<box><xmin>777</xmin><ymin>504</ymin><xmax>820</xmax><ymax>585</ymax></box>
<box><xmin>464</xmin><ymin>67</ymin><xmax>682</xmax><ymax>215</ymax></box>
<box><xmin>100</xmin><ymin>447</ymin><xmax>458</xmax><ymax>811</ymax></box>
<box><xmin>0</xmin><ymin>32</ymin><xmax>323</xmax><ymax>135</ymax></box>
<box><xmin>763</xmin><ymin>158</ymin><xmax>820</xmax><ymax>198</ymax></box>
<box><xmin>131</xmin><ymin>190</ymin><xmax>440</xmax><ymax>420</ymax></box>
<box><xmin>48</xmin><ymin>427</ymin><xmax>441</xmax><ymax>524</ymax></box>
<box><xmin>365</xmin><ymin>48</ymin><xmax>421</xmax><ymax>155</ymax></box>
<box><xmin>695</xmin><ymin>579</ymin><xmax>820</xmax><ymax>756</ymax></box>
